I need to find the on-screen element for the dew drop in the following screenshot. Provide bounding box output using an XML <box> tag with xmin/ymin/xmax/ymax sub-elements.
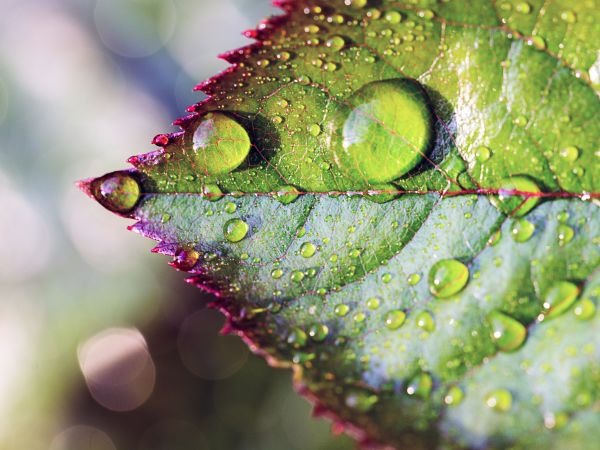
<box><xmin>191</xmin><ymin>112</ymin><xmax>251</xmax><ymax>175</ymax></box>
<box><xmin>559</xmin><ymin>146</ymin><xmax>579</xmax><ymax>162</ymax></box>
<box><xmin>543</xmin><ymin>281</ymin><xmax>579</xmax><ymax>318</ymax></box>
<box><xmin>271</xmin><ymin>268</ymin><xmax>283</xmax><ymax>279</ymax></box>
<box><xmin>444</xmin><ymin>386</ymin><xmax>464</xmax><ymax>406</ymax></box>
<box><xmin>275</xmin><ymin>185</ymin><xmax>300</xmax><ymax>204</ymax></box>
<box><xmin>486</xmin><ymin>389</ymin><xmax>512</xmax><ymax>412</ymax></box>
<box><xmin>527</xmin><ymin>36</ymin><xmax>546</xmax><ymax>50</ymax></box>
<box><xmin>382</xmin><ymin>273</ymin><xmax>393</xmax><ymax>283</ymax></box>
<box><xmin>92</xmin><ymin>172</ymin><xmax>141</xmax><ymax>214</ymax></box>
<box><xmin>408</xmin><ymin>273</ymin><xmax>421</xmax><ymax>285</ymax></box>
<box><xmin>488</xmin><ymin>311</ymin><xmax>527</xmax><ymax>352</ymax></box>
<box><xmin>406</xmin><ymin>373</ymin><xmax>432</xmax><ymax>399</ymax></box>
<box><xmin>573</xmin><ymin>298</ymin><xmax>596</xmax><ymax>320</ymax></box>
<box><xmin>492</xmin><ymin>176</ymin><xmax>541</xmax><ymax>217</ymax></box>
<box><xmin>366</xmin><ymin>297</ymin><xmax>381</xmax><ymax>310</ymax></box>
<box><xmin>428</xmin><ymin>259</ymin><xmax>469</xmax><ymax>298</ymax></box>
<box><xmin>384</xmin><ymin>310</ymin><xmax>406</xmax><ymax>330</ymax></box>
<box><xmin>291</xmin><ymin>270</ymin><xmax>305</xmax><ymax>283</ymax></box>
<box><xmin>326</xmin><ymin>35</ymin><xmax>346</xmax><ymax>51</ymax></box>
<box><xmin>476</xmin><ymin>146</ymin><xmax>492</xmax><ymax>162</ymax></box>
<box><xmin>224</xmin><ymin>202</ymin><xmax>237</xmax><ymax>214</ymax></box>
<box><xmin>171</xmin><ymin>248</ymin><xmax>200</xmax><ymax>272</ymax></box>
<box><xmin>345</xmin><ymin>390</ymin><xmax>378</xmax><ymax>412</ymax></box>
<box><xmin>203</xmin><ymin>184</ymin><xmax>223</xmax><ymax>202</ymax></box>
<box><xmin>287</xmin><ymin>328</ymin><xmax>307</xmax><ymax>348</ymax></box>
<box><xmin>300</xmin><ymin>242</ymin><xmax>317</xmax><ymax>258</ymax></box>
<box><xmin>560</xmin><ymin>11</ymin><xmax>577</xmax><ymax>23</ymax></box>
<box><xmin>515</xmin><ymin>1</ymin><xmax>531</xmax><ymax>14</ymax></box>
<box><xmin>224</xmin><ymin>218</ymin><xmax>249</xmax><ymax>243</ymax></box>
<box><xmin>308</xmin><ymin>324</ymin><xmax>329</xmax><ymax>342</ymax></box>
<box><xmin>511</xmin><ymin>218</ymin><xmax>535</xmax><ymax>242</ymax></box>
<box><xmin>513</xmin><ymin>115</ymin><xmax>528</xmax><ymax>127</ymax></box>
<box><xmin>416</xmin><ymin>311</ymin><xmax>435</xmax><ymax>332</ymax></box>
<box><xmin>384</xmin><ymin>10</ymin><xmax>402</xmax><ymax>24</ymax></box>
<box><xmin>345</xmin><ymin>0</ymin><xmax>367</xmax><ymax>9</ymax></box>
<box><xmin>557</xmin><ymin>224</ymin><xmax>574</xmax><ymax>246</ymax></box>
<box><xmin>336</xmin><ymin>79</ymin><xmax>433</xmax><ymax>183</ymax></box>
<box><xmin>335</xmin><ymin>304</ymin><xmax>350</xmax><ymax>317</ymax></box>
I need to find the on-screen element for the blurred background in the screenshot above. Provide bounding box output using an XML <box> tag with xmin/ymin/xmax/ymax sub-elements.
<box><xmin>0</xmin><ymin>0</ymin><xmax>353</xmax><ymax>449</ymax></box>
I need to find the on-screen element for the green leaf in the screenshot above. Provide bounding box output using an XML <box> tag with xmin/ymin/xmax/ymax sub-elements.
<box><xmin>81</xmin><ymin>0</ymin><xmax>600</xmax><ymax>448</ymax></box>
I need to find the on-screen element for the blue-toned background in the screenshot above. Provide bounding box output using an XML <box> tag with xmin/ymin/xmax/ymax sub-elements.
<box><xmin>0</xmin><ymin>0</ymin><xmax>352</xmax><ymax>448</ymax></box>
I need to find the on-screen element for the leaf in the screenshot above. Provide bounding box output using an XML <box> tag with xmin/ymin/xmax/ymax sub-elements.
<box><xmin>81</xmin><ymin>0</ymin><xmax>600</xmax><ymax>448</ymax></box>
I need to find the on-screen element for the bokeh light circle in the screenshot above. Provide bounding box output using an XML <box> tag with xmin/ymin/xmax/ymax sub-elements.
<box><xmin>49</xmin><ymin>425</ymin><xmax>116</xmax><ymax>450</ymax></box>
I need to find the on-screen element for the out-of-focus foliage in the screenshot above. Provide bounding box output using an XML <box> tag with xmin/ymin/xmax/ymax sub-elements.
<box><xmin>0</xmin><ymin>1</ymin><xmax>352</xmax><ymax>449</ymax></box>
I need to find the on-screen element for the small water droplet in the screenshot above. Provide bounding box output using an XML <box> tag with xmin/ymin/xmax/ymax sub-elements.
<box><xmin>428</xmin><ymin>259</ymin><xmax>469</xmax><ymax>298</ymax></box>
<box><xmin>224</xmin><ymin>202</ymin><xmax>237</xmax><ymax>214</ymax></box>
<box><xmin>513</xmin><ymin>115</ymin><xmax>528</xmax><ymax>127</ymax></box>
<box><xmin>382</xmin><ymin>273</ymin><xmax>393</xmax><ymax>283</ymax></box>
<box><xmin>326</xmin><ymin>35</ymin><xmax>346</xmax><ymax>51</ymax></box>
<box><xmin>406</xmin><ymin>373</ymin><xmax>432</xmax><ymax>398</ymax></box>
<box><xmin>543</xmin><ymin>281</ymin><xmax>579</xmax><ymax>318</ymax></box>
<box><xmin>416</xmin><ymin>311</ymin><xmax>435</xmax><ymax>332</ymax></box>
<box><xmin>287</xmin><ymin>328</ymin><xmax>307</xmax><ymax>348</ymax></box>
<box><xmin>444</xmin><ymin>386</ymin><xmax>464</xmax><ymax>406</ymax></box>
<box><xmin>335</xmin><ymin>304</ymin><xmax>350</xmax><ymax>317</ymax></box>
<box><xmin>275</xmin><ymin>185</ymin><xmax>300</xmax><ymax>204</ymax></box>
<box><xmin>486</xmin><ymin>389</ymin><xmax>512</xmax><ymax>412</ymax></box>
<box><xmin>488</xmin><ymin>310</ymin><xmax>527</xmax><ymax>352</ymax></box>
<box><xmin>476</xmin><ymin>146</ymin><xmax>492</xmax><ymax>162</ymax></box>
<box><xmin>203</xmin><ymin>184</ymin><xmax>223</xmax><ymax>202</ymax></box>
<box><xmin>560</xmin><ymin>11</ymin><xmax>577</xmax><ymax>23</ymax></box>
<box><xmin>408</xmin><ymin>273</ymin><xmax>421</xmax><ymax>285</ymax></box>
<box><xmin>515</xmin><ymin>1</ymin><xmax>531</xmax><ymax>14</ymax></box>
<box><xmin>573</xmin><ymin>298</ymin><xmax>596</xmax><ymax>320</ymax></box>
<box><xmin>557</xmin><ymin>224</ymin><xmax>574</xmax><ymax>246</ymax></box>
<box><xmin>345</xmin><ymin>390</ymin><xmax>378</xmax><ymax>412</ymax></box>
<box><xmin>384</xmin><ymin>310</ymin><xmax>406</xmax><ymax>330</ymax></box>
<box><xmin>171</xmin><ymin>248</ymin><xmax>200</xmax><ymax>271</ymax></box>
<box><xmin>559</xmin><ymin>146</ymin><xmax>579</xmax><ymax>162</ymax></box>
<box><xmin>384</xmin><ymin>10</ymin><xmax>402</xmax><ymax>24</ymax></box>
<box><xmin>224</xmin><ymin>218</ymin><xmax>249</xmax><ymax>243</ymax></box>
<box><xmin>271</xmin><ymin>268</ymin><xmax>283</xmax><ymax>279</ymax></box>
<box><xmin>291</xmin><ymin>270</ymin><xmax>305</xmax><ymax>283</ymax></box>
<box><xmin>308</xmin><ymin>123</ymin><xmax>322</xmax><ymax>136</ymax></box>
<box><xmin>344</xmin><ymin>0</ymin><xmax>367</xmax><ymax>9</ymax></box>
<box><xmin>511</xmin><ymin>218</ymin><xmax>535</xmax><ymax>242</ymax></box>
<box><xmin>366</xmin><ymin>297</ymin><xmax>380</xmax><ymax>310</ymax></box>
<box><xmin>308</xmin><ymin>324</ymin><xmax>329</xmax><ymax>342</ymax></box>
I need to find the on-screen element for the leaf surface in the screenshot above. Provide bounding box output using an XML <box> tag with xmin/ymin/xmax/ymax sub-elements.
<box><xmin>82</xmin><ymin>0</ymin><xmax>600</xmax><ymax>448</ymax></box>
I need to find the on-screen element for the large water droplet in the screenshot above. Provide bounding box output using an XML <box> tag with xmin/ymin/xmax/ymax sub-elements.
<box><xmin>275</xmin><ymin>185</ymin><xmax>300</xmax><ymax>204</ymax></box>
<box><xmin>573</xmin><ymin>298</ymin><xmax>596</xmax><ymax>320</ymax></box>
<box><xmin>429</xmin><ymin>259</ymin><xmax>469</xmax><ymax>298</ymax></box>
<box><xmin>191</xmin><ymin>112</ymin><xmax>250</xmax><ymax>175</ymax></box>
<box><xmin>488</xmin><ymin>311</ymin><xmax>527</xmax><ymax>352</ymax></box>
<box><xmin>336</xmin><ymin>79</ymin><xmax>433</xmax><ymax>183</ymax></box>
<box><xmin>92</xmin><ymin>172</ymin><xmax>141</xmax><ymax>214</ymax></box>
<box><xmin>300</xmin><ymin>242</ymin><xmax>317</xmax><ymax>258</ymax></box>
<box><xmin>224</xmin><ymin>218</ymin><xmax>249</xmax><ymax>243</ymax></box>
<box><xmin>492</xmin><ymin>176</ymin><xmax>541</xmax><ymax>217</ymax></box>
<box><xmin>543</xmin><ymin>281</ymin><xmax>579</xmax><ymax>318</ymax></box>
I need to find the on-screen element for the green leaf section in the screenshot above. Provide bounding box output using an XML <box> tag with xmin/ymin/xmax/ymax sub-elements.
<box><xmin>84</xmin><ymin>0</ymin><xmax>600</xmax><ymax>448</ymax></box>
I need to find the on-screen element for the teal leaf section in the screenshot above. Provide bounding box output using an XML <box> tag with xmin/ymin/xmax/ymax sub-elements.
<box><xmin>82</xmin><ymin>0</ymin><xmax>600</xmax><ymax>448</ymax></box>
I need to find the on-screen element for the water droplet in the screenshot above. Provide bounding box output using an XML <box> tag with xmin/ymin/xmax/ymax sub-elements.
<box><xmin>287</xmin><ymin>328</ymin><xmax>307</xmax><ymax>348</ymax></box>
<box><xmin>513</xmin><ymin>115</ymin><xmax>528</xmax><ymax>127</ymax></box>
<box><xmin>275</xmin><ymin>185</ymin><xmax>300</xmax><ymax>204</ymax></box>
<box><xmin>326</xmin><ymin>35</ymin><xmax>346</xmax><ymax>51</ymax></box>
<box><xmin>543</xmin><ymin>281</ymin><xmax>579</xmax><ymax>318</ymax></box>
<box><xmin>557</xmin><ymin>211</ymin><xmax>570</xmax><ymax>222</ymax></box>
<box><xmin>345</xmin><ymin>390</ymin><xmax>378</xmax><ymax>412</ymax></box>
<box><xmin>416</xmin><ymin>311</ymin><xmax>435</xmax><ymax>332</ymax></box>
<box><xmin>353</xmin><ymin>312</ymin><xmax>366</xmax><ymax>323</ymax></box>
<box><xmin>417</xmin><ymin>9</ymin><xmax>435</xmax><ymax>19</ymax></box>
<box><xmin>224</xmin><ymin>202</ymin><xmax>237</xmax><ymax>214</ymax></box>
<box><xmin>224</xmin><ymin>218</ymin><xmax>249</xmax><ymax>243</ymax></box>
<box><xmin>384</xmin><ymin>310</ymin><xmax>406</xmax><ymax>330</ymax></box>
<box><xmin>335</xmin><ymin>304</ymin><xmax>350</xmax><ymax>317</ymax></box>
<box><xmin>192</xmin><ymin>112</ymin><xmax>251</xmax><ymax>175</ymax></box>
<box><xmin>486</xmin><ymin>389</ymin><xmax>512</xmax><ymax>412</ymax></box>
<box><xmin>557</xmin><ymin>224</ymin><xmax>574</xmax><ymax>246</ymax></box>
<box><xmin>308</xmin><ymin>123</ymin><xmax>322</xmax><ymax>136</ymax></box>
<box><xmin>444</xmin><ymin>386</ymin><xmax>464</xmax><ymax>406</ymax></box>
<box><xmin>428</xmin><ymin>259</ymin><xmax>469</xmax><ymax>298</ymax></box>
<box><xmin>171</xmin><ymin>248</ymin><xmax>200</xmax><ymax>271</ymax></box>
<box><xmin>488</xmin><ymin>311</ymin><xmax>527</xmax><ymax>352</ymax></box>
<box><xmin>476</xmin><ymin>146</ymin><xmax>491</xmax><ymax>162</ymax></box>
<box><xmin>408</xmin><ymin>273</ymin><xmax>421</xmax><ymax>285</ymax></box>
<box><xmin>271</xmin><ymin>268</ymin><xmax>283</xmax><ymax>279</ymax></box>
<box><xmin>493</xmin><ymin>176</ymin><xmax>541</xmax><ymax>217</ymax></box>
<box><xmin>511</xmin><ymin>218</ymin><xmax>535</xmax><ymax>242</ymax></box>
<box><xmin>560</xmin><ymin>11</ymin><xmax>577</xmax><ymax>23</ymax></box>
<box><xmin>300</xmin><ymin>242</ymin><xmax>317</xmax><ymax>258</ymax></box>
<box><xmin>406</xmin><ymin>373</ymin><xmax>432</xmax><ymax>398</ymax></box>
<box><xmin>92</xmin><ymin>172</ymin><xmax>141</xmax><ymax>214</ymax></box>
<box><xmin>488</xmin><ymin>230</ymin><xmax>502</xmax><ymax>246</ymax></box>
<box><xmin>382</xmin><ymin>273</ymin><xmax>393</xmax><ymax>283</ymax></box>
<box><xmin>304</xmin><ymin>24</ymin><xmax>320</xmax><ymax>34</ymax></box>
<box><xmin>559</xmin><ymin>146</ymin><xmax>579</xmax><ymax>162</ymax></box>
<box><xmin>291</xmin><ymin>270</ymin><xmax>305</xmax><ymax>283</ymax></box>
<box><xmin>573</xmin><ymin>298</ymin><xmax>596</xmax><ymax>320</ymax></box>
<box><xmin>366</xmin><ymin>297</ymin><xmax>380</xmax><ymax>310</ymax></box>
<box><xmin>527</xmin><ymin>36</ymin><xmax>546</xmax><ymax>50</ymax></box>
<box><xmin>203</xmin><ymin>184</ymin><xmax>223</xmax><ymax>202</ymax></box>
<box><xmin>515</xmin><ymin>1</ymin><xmax>531</xmax><ymax>14</ymax></box>
<box><xmin>308</xmin><ymin>324</ymin><xmax>329</xmax><ymax>342</ymax></box>
<box><xmin>384</xmin><ymin>10</ymin><xmax>402</xmax><ymax>24</ymax></box>
<box><xmin>336</xmin><ymin>79</ymin><xmax>433</xmax><ymax>183</ymax></box>
<box><xmin>344</xmin><ymin>0</ymin><xmax>367</xmax><ymax>9</ymax></box>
